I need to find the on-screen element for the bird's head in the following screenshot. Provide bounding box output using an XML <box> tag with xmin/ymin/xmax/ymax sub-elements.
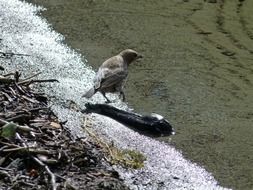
<box><xmin>119</xmin><ymin>49</ymin><xmax>143</xmax><ymax>64</ymax></box>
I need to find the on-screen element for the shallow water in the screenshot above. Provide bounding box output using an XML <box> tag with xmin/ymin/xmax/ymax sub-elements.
<box><xmin>24</xmin><ymin>0</ymin><xmax>253</xmax><ymax>189</ymax></box>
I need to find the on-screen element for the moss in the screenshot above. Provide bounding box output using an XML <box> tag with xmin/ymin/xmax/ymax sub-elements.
<box><xmin>83</xmin><ymin>118</ymin><xmax>146</xmax><ymax>169</ymax></box>
<box><xmin>109</xmin><ymin>147</ymin><xmax>146</xmax><ymax>169</ymax></box>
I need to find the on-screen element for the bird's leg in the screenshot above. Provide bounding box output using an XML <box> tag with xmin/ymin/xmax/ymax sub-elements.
<box><xmin>120</xmin><ymin>91</ymin><xmax>126</xmax><ymax>102</ymax></box>
<box><xmin>101</xmin><ymin>92</ymin><xmax>111</xmax><ymax>103</ymax></box>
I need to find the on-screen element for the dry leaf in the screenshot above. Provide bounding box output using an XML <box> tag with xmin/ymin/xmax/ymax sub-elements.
<box><xmin>50</xmin><ymin>122</ymin><xmax>61</xmax><ymax>128</ymax></box>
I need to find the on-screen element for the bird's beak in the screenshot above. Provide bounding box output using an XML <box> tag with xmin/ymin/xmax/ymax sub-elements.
<box><xmin>137</xmin><ymin>54</ymin><xmax>143</xmax><ymax>59</ymax></box>
<box><xmin>135</xmin><ymin>54</ymin><xmax>143</xmax><ymax>63</ymax></box>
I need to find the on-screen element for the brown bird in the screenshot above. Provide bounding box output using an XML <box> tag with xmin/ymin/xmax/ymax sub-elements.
<box><xmin>83</xmin><ymin>49</ymin><xmax>143</xmax><ymax>102</ymax></box>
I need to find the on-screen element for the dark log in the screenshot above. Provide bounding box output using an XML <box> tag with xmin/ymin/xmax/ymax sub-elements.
<box><xmin>83</xmin><ymin>103</ymin><xmax>175</xmax><ymax>137</ymax></box>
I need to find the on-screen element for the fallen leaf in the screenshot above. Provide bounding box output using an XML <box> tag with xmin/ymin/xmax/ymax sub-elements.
<box><xmin>50</xmin><ymin>122</ymin><xmax>61</xmax><ymax>128</ymax></box>
<box><xmin>1</xmin><ymin>123</ymin><xmax>17</xmax><ymax>139</ymax></box>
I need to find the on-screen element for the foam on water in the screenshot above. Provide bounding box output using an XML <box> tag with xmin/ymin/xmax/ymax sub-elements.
<box><xmin>0</xmin><ymin>0</ymin><xmax>230</xmax><ymax>189</ymax></box>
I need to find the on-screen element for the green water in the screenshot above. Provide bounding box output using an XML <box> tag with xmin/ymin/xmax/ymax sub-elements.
<box><xmin>27</xmin><ymin>0</ymin><xmax>253</xmax><ymax>189</ymax></box>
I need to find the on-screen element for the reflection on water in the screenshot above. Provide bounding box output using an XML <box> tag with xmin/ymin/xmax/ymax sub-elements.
<box><xmin>26</xmin><ymin>0</ymin><xmax>253</xmax><ymax>189</ymax></box>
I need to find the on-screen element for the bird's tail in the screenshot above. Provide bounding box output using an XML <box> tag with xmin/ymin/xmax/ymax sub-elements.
<box><xmin>82</xmin><ymin>87</ymin><xmax>96</xmax><ymax>98</ymax></box>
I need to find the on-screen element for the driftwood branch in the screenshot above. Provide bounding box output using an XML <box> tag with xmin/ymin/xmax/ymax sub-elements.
<box><xmin>83</xmin><ymin>103</ymin><xmax>175</xmax><ymax>136</ymax></box>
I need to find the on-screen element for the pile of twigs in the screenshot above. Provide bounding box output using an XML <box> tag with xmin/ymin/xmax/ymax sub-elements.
<box><xmin>0</xmin><ymin>68</ymin><xmax>61</xmax><ymax>189</ymax></box>
<box><xmin>0</xmin><ymin>67</ymin><xmax>127</xmax><ymax>190</ymax></box>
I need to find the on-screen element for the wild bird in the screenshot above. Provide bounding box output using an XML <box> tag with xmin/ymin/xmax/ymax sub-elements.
<box><xmin>83</xmin><ymin>49</ymin><xmax>143</xmax><ymax>102</ymax></box>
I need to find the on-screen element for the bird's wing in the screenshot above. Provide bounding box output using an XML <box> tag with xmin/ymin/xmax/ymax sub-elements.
<box><xmin>101</xmin><ymin>68</ymin><xmax>128</xmax><ymax>89</ymax></box>
<box><xmin>94</xmin><ymin>67</ymin><xmax>127</xmax><ymax>90</ymax></box>
<box><xmin>93</xmin><ymin>55</ymin><xmax>127</xmax><ymax>90</ymax></box>
<box><xmin>93</xmin><ymin>67</ymin><xmax>106</xmax><ymax>89</ymax></box>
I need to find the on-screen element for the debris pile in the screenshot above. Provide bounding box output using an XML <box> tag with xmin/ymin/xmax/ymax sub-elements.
<box><xmin>0</xmin><ymin>65</ymin><xmax>128</xmax><ymax>190</ymax></box>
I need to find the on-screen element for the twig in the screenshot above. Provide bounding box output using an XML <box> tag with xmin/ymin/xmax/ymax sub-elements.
<box><xmin>0</xmin><ymin>141</ymin><xmax>21</xmax><ymax>148</ymax></box>
<box><xmin>17</xmin><ymin>72</ymin><xmax>42</xmax><ymax>84</ymax></box>
<box><xmin>26</xmin><ymin>79</ymin><xmax>59</xmax><ymax>85</ymax></box>
<box><xmin>3</xmin><ymin>72</ymin><xmax>15</xmax><ymax>77</ymax></box>
<box><xmin>0</xmin><ymin>51</ymin><xmax>30</xmax><ymax>57</ymax></box>
<box><xmin>32</xmin><ymin>156</ymin><xmax>57</xmax><ymax>190</ymax></box>
<box><xmin>8</xmin><ymin>86</ymin><xmax>17</xmax><ymax>96</ymax></box>
<box><xmin>6</xmin><ymin>107</ymin><xmax>48</xmax><ymax>116</ymax></box>
<box><xmin>0</xmin><ymin>167</ymin><xmax>12</xmax><ymax>171</ymax></box>
<box><xmin>64</xmin><ymin>180</ymin><xmax>78</xmax><ymax>190</ymax></box>
<box><xmin>0</xmin><ymin>77</ymin><xmax>14</xmax><ymax>84</ymax></box>
<box><xmin>17</xmin><ymin>125</ymin><xmax>35</xmax><ymax>133</ymax></box>
<box><xmin>28</xmin><ymin>148</ymin><xmax>53</xmax><ymax>155</ymax></box>
<box><xmin>14</xmin><ymin>83</ymin><xmax>27</xmax><ymax>95</ymax></box>
<box><xmin>2</xmin><ymin>146</ymin><xmax>27</xmax><ymax>152</ymax></box>
<box><xmin>18</xmin><ymin>181</ymin><xmax>34</xmax><ymax>187</ymax></box>
<box><xmin>0</xmin><ymin>119</ymin><xmax>8</xmax><ymax>126</ymax></box>
<box><xmin>21</xmin><ymin>95</ymin><xmax>39</xmax><ymax>104</ymax></box>
<box><xmin>0</xmin><ymin>119</ymin><xmax>34</xmax><ymax>133</ymax></box>
<box><xmin>2</xmin><ymin>147</ymin><xmax>52</xmax><ymax>156</ymax></box>
<box><xmin>0</xmin><ymin>170</ymin><xmax>11</xmax><ymax>181</ymax></box>
<box><xmin>2</xmin><ymin>91</ymin><xmax>13</xmax><ymax>102</ymax></box>
<box><xmin>15</xmin><ymin>132</ymin><xmax>27</xmax><ymax>147</ymax></box>
<box><xmin>5</xmin><ymin>114</ymin><xmax>31</xmax><ymax>123</ymax></box>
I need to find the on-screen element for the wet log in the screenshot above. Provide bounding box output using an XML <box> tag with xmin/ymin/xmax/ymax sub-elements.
<box><xmin>83</xmin><ymin>103</ymin><xmax>175</xmax><ymax>137</ymax></box>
